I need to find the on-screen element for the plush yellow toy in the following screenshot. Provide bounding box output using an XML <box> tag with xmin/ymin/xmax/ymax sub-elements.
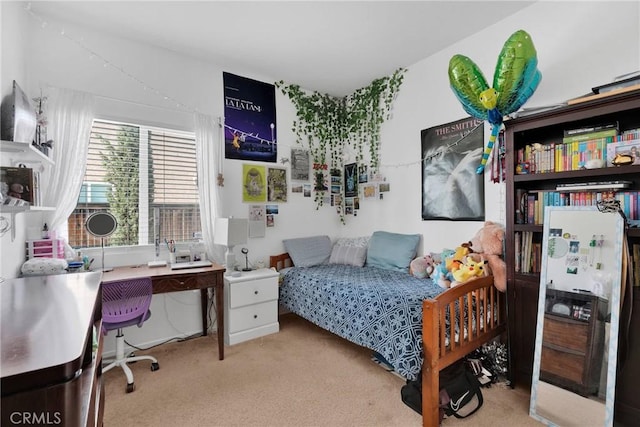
<box><xmin>451</xmin><ymin>256</ymin><xmax>488</xmax><ymax>286</ymax></box>
<box><xmin>445</xmin><ymin>242</ymin><xmax>473</xmax><ymax>273</ymax></box>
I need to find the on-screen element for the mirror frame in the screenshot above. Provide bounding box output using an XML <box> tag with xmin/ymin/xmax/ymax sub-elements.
<box><xmin>529</xmin><ymin>205</ymin><xmax>625</xmax><ymax>427</ymax></box>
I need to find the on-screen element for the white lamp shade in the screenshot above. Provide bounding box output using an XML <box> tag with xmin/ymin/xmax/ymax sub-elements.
<box><xmin>214</xmin><ymin>218</ymin><xmax>248</xmax><ymax>247</ymax></box>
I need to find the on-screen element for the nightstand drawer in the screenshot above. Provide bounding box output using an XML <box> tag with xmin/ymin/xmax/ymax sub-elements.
<box><xmin>543</xmin><ymin>316</ymin><xmax>588</xmax><ymax>352</ymax></box>
<box><xmin>541</xmin><ymin>346</ymin><xmax>585</xmax><ymax>383</ymax></box>
<box><xmin>228</xmin><ymin>300</ymin><xmax>278</xmax><ymax>334</ymax></box>
<box><xmin>228</xmin><ymin>277</ymin><xmax>278</xmax><ymax>308</ymax></box>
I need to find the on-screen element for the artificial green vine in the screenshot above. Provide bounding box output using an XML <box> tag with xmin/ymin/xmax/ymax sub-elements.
<box><xmin>276</xmin><ymin>67</ymin><xmax>405</xmax><ymax>218</ymax></box>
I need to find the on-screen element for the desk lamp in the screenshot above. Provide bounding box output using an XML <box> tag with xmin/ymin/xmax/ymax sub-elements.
<box><xmin>214</xmin><ymin>217</ymin><xmax>248</xmax><ymax>270</ymax></box>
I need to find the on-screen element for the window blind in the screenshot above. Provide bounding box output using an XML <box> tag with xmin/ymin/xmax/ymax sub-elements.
<box><xmin>69</xmin><ymin>119</ymin><xmax>200</xmax><ymax>248</ymax></box>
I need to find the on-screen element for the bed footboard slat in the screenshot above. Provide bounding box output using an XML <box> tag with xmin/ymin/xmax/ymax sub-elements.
<box><xmin>422</xmin><ymin>275</ymin><xmax>506</xmax><ymax>427</ymax></box>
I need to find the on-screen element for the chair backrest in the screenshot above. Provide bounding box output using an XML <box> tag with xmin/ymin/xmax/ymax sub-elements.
<box><xmin>102</xmin><ymin>277</ymin><xmax>153</xmax><ymax>327</ymax></box>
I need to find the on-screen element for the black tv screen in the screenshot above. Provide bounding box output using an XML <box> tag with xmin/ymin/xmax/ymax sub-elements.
<box><xmin>1</xmin><ymin>80</ymin><xmax>37</xmax><ymax>143</ymax></box>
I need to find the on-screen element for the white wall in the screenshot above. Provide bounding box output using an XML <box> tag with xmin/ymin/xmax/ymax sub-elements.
<box><xmin>350</xmin><ymin>1</ymin><xmax>640</xmax><ymax>254</ymax></box>
<box><xmin>1</xmin><ymin>1</ymin><xmax>638</xmax><ymax>352</ymax></box>
<box><xmin>0</xmin><ymin>1</ymin><xmax>39</xmax><ymax>279</ymax></box>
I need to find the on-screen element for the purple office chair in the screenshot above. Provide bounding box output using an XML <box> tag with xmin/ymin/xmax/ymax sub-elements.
<box><xmin>102</xmin><ymin>277</ymin><xmax>159</xmax><ymax>393</ymax></box>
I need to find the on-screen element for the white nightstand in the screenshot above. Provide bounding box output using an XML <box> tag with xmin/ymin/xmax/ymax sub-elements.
<box><xmin>224</xmin><ymin>268</ymin><xmax>280</xmax><ymax>345</ymax></box>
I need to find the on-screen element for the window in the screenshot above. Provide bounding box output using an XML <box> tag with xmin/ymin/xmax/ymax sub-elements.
<box><xmin>69</xmin><ymin>119</ymin><xmax>201</xmax><ymax>249</ymax></box>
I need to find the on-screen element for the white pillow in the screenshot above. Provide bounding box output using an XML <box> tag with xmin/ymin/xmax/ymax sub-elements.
<box><xmin>329</xmin><ymin>236</ymin><xmax>370</xmax><ymax>267</ymax></box>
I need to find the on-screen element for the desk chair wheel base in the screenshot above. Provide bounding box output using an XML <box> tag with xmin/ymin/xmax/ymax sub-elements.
<box><xmin>102</xmin><ymin>278</ymin><xmax>160</xmax><ymax>394</ymax></box>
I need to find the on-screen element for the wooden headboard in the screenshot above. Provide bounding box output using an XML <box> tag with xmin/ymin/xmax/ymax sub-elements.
<box><xmin>269</xmin><ymin>253</ymin><xmax>294</xmax><ymax>271</ymax></box>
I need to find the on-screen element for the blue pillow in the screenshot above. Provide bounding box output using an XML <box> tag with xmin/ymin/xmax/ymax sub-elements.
<box><xmin>283</xmin><ymin>235</ymin><xmax>332</xmax><ymax>267</ymax></box>
<box><xmin>366</xmin><ymin>231</ymin><xmax>421</xmax><ymax>273</ymax></box>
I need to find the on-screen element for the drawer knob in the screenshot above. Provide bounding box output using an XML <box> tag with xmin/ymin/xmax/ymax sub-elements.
<box><xmin>253</xmin><ymin>314</ymin><xmax>258</xmax><ymax>319</ymax></box>
<box><xmin>254</xmin><ymin>290</ymin><xmax>259</xmax><ymax>295</ymax></box>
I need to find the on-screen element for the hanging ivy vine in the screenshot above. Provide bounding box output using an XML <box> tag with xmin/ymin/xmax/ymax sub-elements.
<box><xmin>275</xmin><ymin>67</ymin><xmax>406</xmax><ymax>218</ymax></box>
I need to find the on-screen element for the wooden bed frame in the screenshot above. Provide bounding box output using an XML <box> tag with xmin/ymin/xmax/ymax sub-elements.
<box><xmin>270</xmin><ymin>253</ymin><xmax>506</xmax><ymax>427</ymax></box>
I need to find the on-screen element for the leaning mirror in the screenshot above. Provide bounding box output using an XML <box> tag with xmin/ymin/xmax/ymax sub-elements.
<box><xmin>530</xmin><ymin>205</ymin><xmax>625</xmax><ymax>427</ymax></box>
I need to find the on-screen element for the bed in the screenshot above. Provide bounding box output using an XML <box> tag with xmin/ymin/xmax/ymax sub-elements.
<box><xmin>270</xmin><ymin>245</ymin><xmax>506</xmax><ymax>427</ymax></box>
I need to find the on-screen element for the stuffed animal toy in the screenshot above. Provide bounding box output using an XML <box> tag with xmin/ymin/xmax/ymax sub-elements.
<box><xmin>409</xmin><ymin>254</ymin><xmax>435</xmax><ymax>279</ymax></box>
<box><xmin>433</xmin><ymin>249</ymin><xmax>455</xmax><ymax>288</ymax></box>
<box><xmin>470</xmin><ymin>221</ymin><xmax>507</xmax><ymax>292</ymax></box>
<box><xmin>451</xmin><ymin>256</ymin><xmax>488</xmax><ymax>286</ymax></box>
<box><xmin>445</xmin><ymin>242</ymin><xmax>473</xmax><ymax>272</ymax></box>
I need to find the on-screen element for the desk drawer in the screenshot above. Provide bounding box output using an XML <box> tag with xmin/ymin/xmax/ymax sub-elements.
<box><xmin>228</xmin><ymin>301</ymin><xmax>278</xmax><ymax>333</ymax></box>
<box><xmin>153</xmin><ymin>272</ymin><xmax>217</xmax><ymax>293</ymax></box>
<box><xmin>229</xmin><ymin>277</ymin><xmax>277</xmax><ymax>308</ymax></box>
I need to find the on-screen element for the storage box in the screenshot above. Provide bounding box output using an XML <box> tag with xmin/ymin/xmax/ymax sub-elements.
<box><xmin>26</xmin><ymin>239</ymin><xmax>65</xmax><ymax>259</ymax></box>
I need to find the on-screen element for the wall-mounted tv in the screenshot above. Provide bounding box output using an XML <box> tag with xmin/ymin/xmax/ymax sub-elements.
<box><xmin>1</xmin><ymin>80</ymin><xmax>37</xmax><ymax>144</ymax></box>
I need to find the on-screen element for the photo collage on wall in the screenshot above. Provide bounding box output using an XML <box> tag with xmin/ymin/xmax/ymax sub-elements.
<box><xmin>224</xmin><ymin>72</ymin><xmax>391</xmax><ymax>224</ymax></box>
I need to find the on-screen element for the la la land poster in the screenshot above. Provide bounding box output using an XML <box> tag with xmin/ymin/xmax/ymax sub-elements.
<box><xmin>223</xmin><ymin>72</ymin><xmax>277</xmax><ymax>162</ymax></box>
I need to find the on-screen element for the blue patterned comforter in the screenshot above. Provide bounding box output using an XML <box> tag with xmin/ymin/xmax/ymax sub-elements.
<box><xmin>279</xmin><ymin>264</ymin><xmax>446</xmax><ymax>381</ymax></box>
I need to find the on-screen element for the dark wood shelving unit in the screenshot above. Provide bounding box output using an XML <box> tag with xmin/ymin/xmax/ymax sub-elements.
<box><xmin>504</xmin><ymin>89</ymin><xmax>640</xmax><ymax>422</ymax></box>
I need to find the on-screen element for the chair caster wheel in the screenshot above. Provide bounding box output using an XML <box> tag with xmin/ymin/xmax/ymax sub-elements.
<box><xmin>151</xmin><ymin>362</ymin><xmax>160</xmax><ymax>371</ymax></box>
<box><xmin>126</xmin><ymin>383</ymin><xmax>135</xmax><ymax>393</ymax></box>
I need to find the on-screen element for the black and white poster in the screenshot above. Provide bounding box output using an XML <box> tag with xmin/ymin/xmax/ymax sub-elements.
<box><xmin>421</xmin><ymin>117</ymin><xmax>485</xmax><ymax>221</ymax></box>
<box><xmin>223</xmin><ymin>72</ymin><xmax>277</xmax><ymax>162</ymax></box>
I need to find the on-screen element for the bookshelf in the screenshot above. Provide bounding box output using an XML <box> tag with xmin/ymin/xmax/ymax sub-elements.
<box><xmin>504</xmin><ymin>89</ymin><xmax>640</xmax><ymax>423</ymax></box>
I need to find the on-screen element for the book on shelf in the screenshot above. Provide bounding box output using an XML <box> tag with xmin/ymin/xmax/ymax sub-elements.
<box><xmin>514</xmin><ymin>189</ymin><xmax>638</xmax><ymax>223</ymax></box>
<box><xmin>633</xmin><ymin>243</ymin><xmax>640</xmax><ymax>287</ymax></box>
<box><xmin>555</xmin><ymin>181</ymin><xmax>632</xmax><ymax>191</ymax></box>
<box><xmin>564</xmin><ymin>122</ymin><xmax>619</xmax><ymax>138</ymax></box>
<box><xmin>562</xmin><ymin>127</ymin><xmax>618</xmax><ymax>144</ymax></box>
<box><xmin>592</xmin><ymin>74</ymin><xmax>640</xmax><ymax>94</ymax></box>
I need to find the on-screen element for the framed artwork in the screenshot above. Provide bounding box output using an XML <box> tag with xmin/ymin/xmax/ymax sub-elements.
<box><xmin>344</xmin><ymin>163</ymin><xmax>358</xmax><ymax>197</ymax></box>
<box><xmin>290</xmin><ymin>148</ymin><xmax>310</xmax><ymax>180</ymax></box>
<box><xmin>421</xmin><ymin>117</ymin><xmax>485</xmax><ymax>220</ymax></box>
<box><xmin>267</xmin><ymin>167</ymin><xmax>287</xmax><ymax>202</ymax></box>
<box><xmin>1</xmin><ymin>166</ymin><xmax>35</xmax><ymax>205</ymax></box>
<box><xmin>358</xmin><ymin>165</ymin><xmax>368</xmax><ymax>183</ymax></box>
<box><xmin>606</xmin><ymin>138</ymin><xmax>640</xmax><ymax>166</ymax></box>
<box><xmin>242</xmin><ymin>164</ymin><xmax>266</xmax><ymax>202</ymax></box>
<box><xmin>223</xmin><ymin>72</ymin><xmax>277</xmax><ymax>162</ymax></box>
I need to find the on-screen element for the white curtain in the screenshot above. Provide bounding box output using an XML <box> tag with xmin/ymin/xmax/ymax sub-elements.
<box><xmin>41</xmin><ymin>87</ymin><xmax>95</xmax><ymax>233</ymax></box>
<box><xmin>195</xmin><ymin>113</ymin><xmax>224</xmax><ymax>264</ymax></box>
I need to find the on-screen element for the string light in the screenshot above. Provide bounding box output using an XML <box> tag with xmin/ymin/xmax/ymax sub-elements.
<box><xmin>23</xmin><ymin>3</ymin><xmax>198</xmax><ymax>114</ymax></box>
<box><xmin>22</xmin><ymin>3</ymin><xmax>502</xmax><ymax>174</ymax></box>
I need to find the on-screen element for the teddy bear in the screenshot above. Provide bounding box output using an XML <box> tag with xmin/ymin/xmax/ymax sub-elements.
<box><xmin>409</xmin><ymin>253</ymin><xmax>436</xmax><ymax>279</ymax></box>
<box><xmin>469</xmin><ymin>221</ymin><xmax>506</xmax><ymax>292</ymax></box>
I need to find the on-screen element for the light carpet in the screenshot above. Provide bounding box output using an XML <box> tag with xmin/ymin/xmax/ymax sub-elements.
<box><xmin>103</xmin><ymin>314</ymin><xmax>542</xmax><ymax>426</ymax></box>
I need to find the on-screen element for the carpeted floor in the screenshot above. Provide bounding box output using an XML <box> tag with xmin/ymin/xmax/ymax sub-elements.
<box><xmin>103</xmin><ymin>314</ymin><xmax>542</xmax><ymax>426</ymax></box>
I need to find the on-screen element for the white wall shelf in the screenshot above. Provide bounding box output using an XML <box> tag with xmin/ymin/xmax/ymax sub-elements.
<box><xmin>0</xmin><ymin>205</ymin><xmax>55</xmax><ymax>241</ymax></box>
<box><xmin>1</xmin><ymin>140</ymin><xmax>54</xmax><ymax>166</ymax></box>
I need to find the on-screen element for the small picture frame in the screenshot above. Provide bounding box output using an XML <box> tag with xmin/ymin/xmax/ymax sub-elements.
<box><xmin>606</xmin><ymin>138</ymin><xmax>640</xmax><ymax>166</ymax></box>
<box><xmin>1</xmin><ymin>166</ymin><xmax>34</xmax><ymax>205</ymax></box>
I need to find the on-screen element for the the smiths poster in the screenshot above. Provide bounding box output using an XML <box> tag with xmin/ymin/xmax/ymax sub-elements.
<box><xmin>223</xmin><ymin>72</ymin><xmax>277</xmax><ymax>162</ymax></box>
<box><xmin>421</xmin><ymin>117</ymin><xmax>485</xmax><ymax>221</ymax></box>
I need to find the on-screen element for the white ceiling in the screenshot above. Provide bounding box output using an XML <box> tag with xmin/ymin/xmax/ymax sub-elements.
<box><xmin>29</xmin><ymin>1</ymin><xmax>535</xmax><ymax>97</ymax></box>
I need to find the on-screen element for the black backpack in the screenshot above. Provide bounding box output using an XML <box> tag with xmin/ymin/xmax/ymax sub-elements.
<box><xmin>401</xmin><ymin>360</ymin><xmax>483</xmax><ymax>420</ymax></box>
